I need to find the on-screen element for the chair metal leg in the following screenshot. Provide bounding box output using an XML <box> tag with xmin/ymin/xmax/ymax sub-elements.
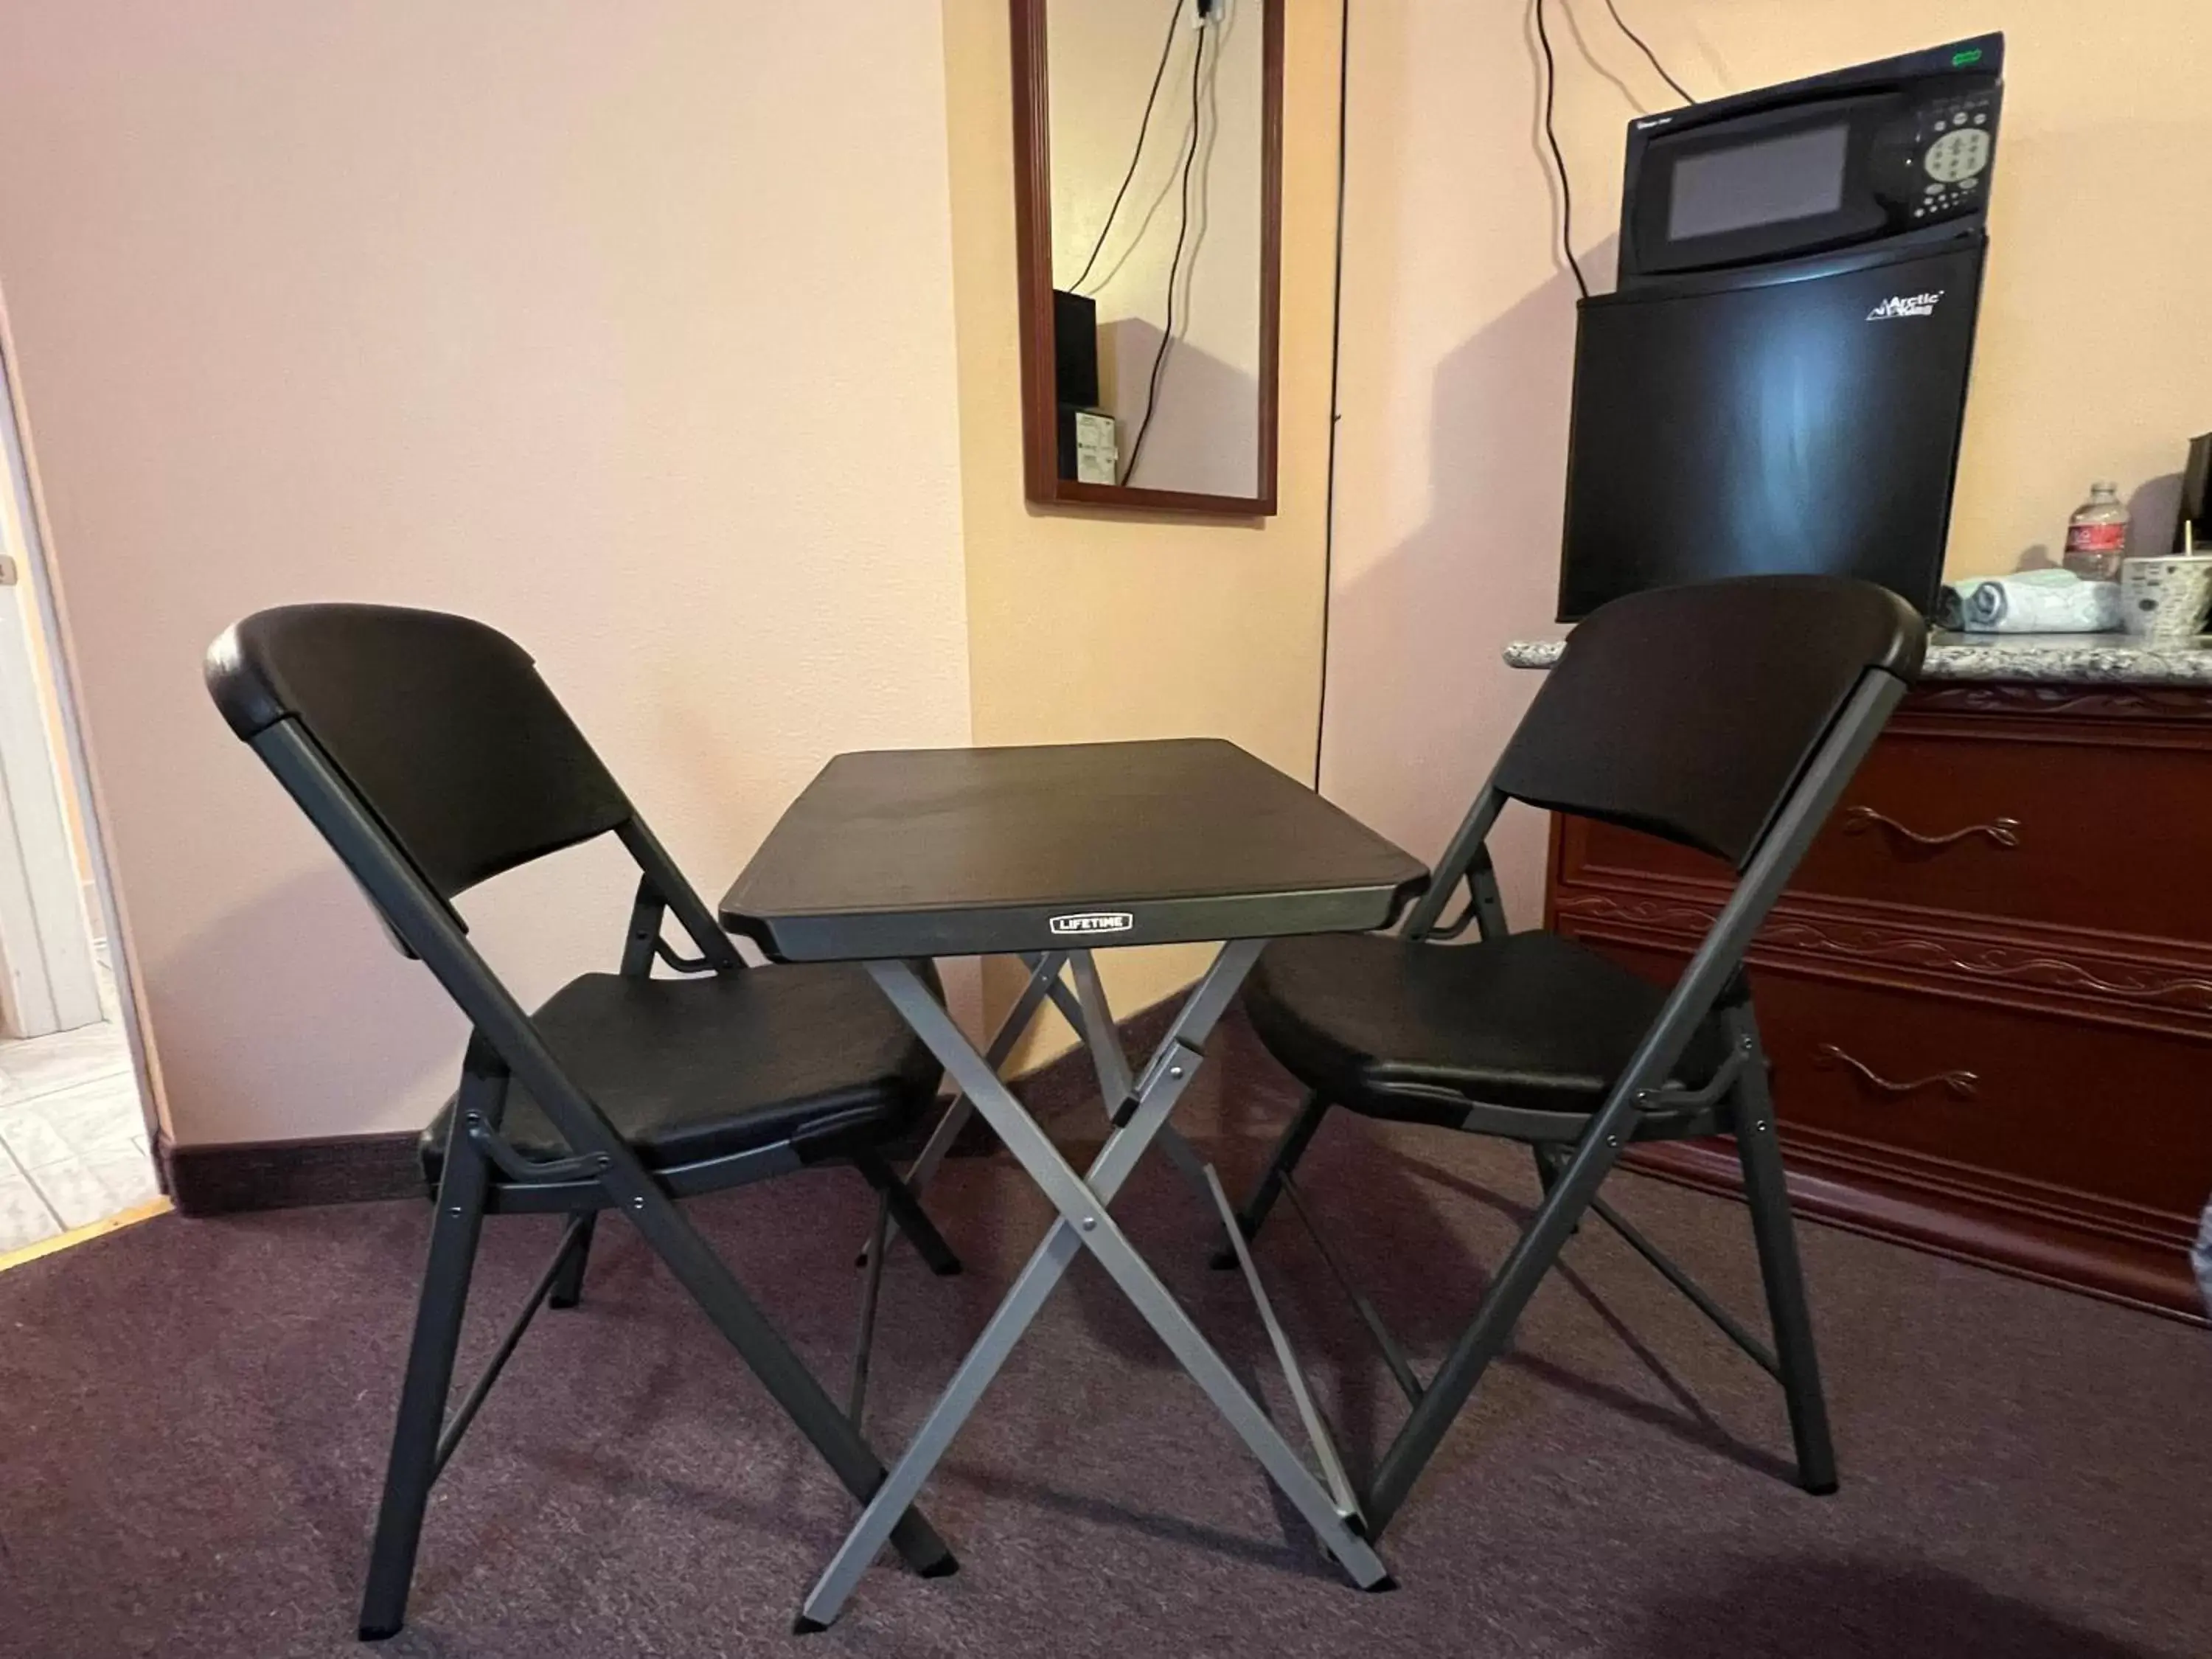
<box><xmin>1363</xmin><ymin>1092</ymin><xmax>1635</xmax><ymax>1537</ymax></box>
<box><xmin>432</xmin><ymin>1215</ymin><xmax>592</xmax><ymax>1480</ymax></box>
<box><xmin>1582</xmin><ymin>1189</ymin><xmax>1778</xmax><ymax>1380</ymax></box>
<box><xmin>358</xmin><ymin>1068</ymin><xmax>498</xmax><ymax>1642</ymax></box>
<box><xmin>548</xmin><ymin>1211</ymin><xmax>597</xmax><ymax>1310</ymax></box>
<box><xmin>1531</xmin><ymin>1143</ymin><xmax>1581</xmax><ymax>1235</ymax></box>
<box><xmin>853</xmin><ymin>1151</ymin><xmax>961</xmax><ymax>1277</ymax></box>
<box><xmin>1211</xmin><ymin>1089</ymin><xmax>1331</xmax><ymax>1269</ymax></box>
<box><xmin>612</xmin><ymin>1169</ymin><xmax>959</xmax><ymax>1581</ymax></box>
<box><xmin>848</xmin><ymin>1193</ymin><xmax>891</xmax><ymax>1427</ymax></box>
<box><xmin>1278</xmin><ymin>1171</ymin><xmax>1425</xmax><ymax>1408</ymax></box>
<box><xmin>1727</xmin><ymin>1016</ymin><xmax>1839</xmax><ymax>1495</ymax></box>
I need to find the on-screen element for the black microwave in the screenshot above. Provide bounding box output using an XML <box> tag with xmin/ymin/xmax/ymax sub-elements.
<box><xmin>1617</xmin><ymin>33</ymin><xmax>2002</xmax><ymax>288</ymax></box>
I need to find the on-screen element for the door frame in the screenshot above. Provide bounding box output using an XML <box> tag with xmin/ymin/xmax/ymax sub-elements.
<box><xmin>0</xmin><ymin>513</ymin><xmax>102</xmax><ymax>1037</ymax></box>
<box><xmin>0</xmin><ymin>294</ymin><xmax>159</xmax><ymax>1143</ymax></box>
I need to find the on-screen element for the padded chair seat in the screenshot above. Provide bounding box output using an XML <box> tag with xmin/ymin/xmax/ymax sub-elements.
<box><xmin>1243</xmin><ymin>930</ymin><xmax>1728</xmax><ymax>1131</ymax></box>
<box><xmin>422</xmin><ymin>962</ymin><xmax>942</xmax><ymax>1184</ymax></box>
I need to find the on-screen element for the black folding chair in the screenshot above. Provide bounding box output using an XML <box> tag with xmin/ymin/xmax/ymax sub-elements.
<box><xmin>204</xmin><ymin>604</ymin><xmax>964</xmax><ymax>1641</ymax></box>
<box><xmin>1220</xmin><ymin>574</ymin><xmax>1924</xmax><ymax>1537</ymax></box>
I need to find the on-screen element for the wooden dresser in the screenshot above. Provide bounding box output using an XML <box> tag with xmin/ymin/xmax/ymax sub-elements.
<box><xmin>1517</xmin><ymin>638</ymin><xmax>2212</xmax><ymax>1324</ymax></box>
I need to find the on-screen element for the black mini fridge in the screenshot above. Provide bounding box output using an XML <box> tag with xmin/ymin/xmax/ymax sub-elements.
<box><xmin>1559</xmin><ymin>240</ymin><xmax>1985</xmax><ymax>620</ymax></box>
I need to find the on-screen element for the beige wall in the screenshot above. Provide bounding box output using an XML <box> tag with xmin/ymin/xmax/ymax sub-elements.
<box><xmin>1324</xmin><ymin>1</ymin><xmax>2212</xmax><ymax>917</ymax></box>
<box><xmin>944</xmin><ymin>0</ymin><xmax>1342</xmax><ymax>1065</ymax></box>
<box><xmin>0</xmin><ymin>1</ymin><xmax>975</xmax><ymax>1144</ymax></box>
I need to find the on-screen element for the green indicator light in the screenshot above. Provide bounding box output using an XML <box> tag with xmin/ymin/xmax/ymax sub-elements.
<box><xmin>1952</xmin><ymin>48</ymin><xmax>1983</xmax><ymax>66</ymax></box>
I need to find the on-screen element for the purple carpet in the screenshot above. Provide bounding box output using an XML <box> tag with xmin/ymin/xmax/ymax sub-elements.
<box><xmin>3</xmin><ymin>1015</ymin><xmax>2206</xmax><ymax>1658</ymax></box>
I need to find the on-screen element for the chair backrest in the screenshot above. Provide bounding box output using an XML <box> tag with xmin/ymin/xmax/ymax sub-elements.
<box><xmin>1494</xmin><ymin>576</ymin><xmax>1925</xmax><ymax>869</ymax></box>
<box><xmin>206</xmin><ymin>604</ymin><xmax>633</xmax><ymax>902</ymax></box>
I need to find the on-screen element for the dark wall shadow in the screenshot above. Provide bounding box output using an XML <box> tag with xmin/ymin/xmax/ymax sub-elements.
<box><xmin>1618</xmin><ymin>1556</ymin><xmax>2175</xmax><ymax>1659</ymax></box>
<box><xmin>1094</xmin><ymin>319</ymin><xmax>1261</xmax><ymax>499</ymax></box>
<box><xmin>2129</xmin><ymin>471</ymin><xmax>2184</xmax><ymax>556</ymax></box>
<box><xmin>1319</xmin><ymin>248</ymin><xmax>1604</xmax><ymax>919</ymax></box>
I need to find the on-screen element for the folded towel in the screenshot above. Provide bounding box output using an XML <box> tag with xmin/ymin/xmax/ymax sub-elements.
<box><xmin>1946</xmin><ymin>571</ymin><xmax>2118</xmax><ymax>633</ymax></box>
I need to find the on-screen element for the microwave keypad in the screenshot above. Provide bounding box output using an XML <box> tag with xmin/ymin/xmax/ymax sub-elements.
<box><xmin>1907</xmin><ymin>91</ymin><xmax>1997</xmax><ymax>219</ymax></box>
<box><xmin>1925</xmin><ymin>126</ymin><xmax>1992</xmax><ymax>183</ymax></box>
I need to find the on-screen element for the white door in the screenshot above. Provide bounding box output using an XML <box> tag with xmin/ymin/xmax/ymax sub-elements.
<box><xmin>0</xmin><ymin>354</ymin><xmax>101</xmax><ymax>1039</ymax></box>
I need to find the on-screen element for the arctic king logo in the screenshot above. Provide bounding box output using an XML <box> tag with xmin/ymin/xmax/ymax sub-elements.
<box><xmin>1867</xmin><ymin>290</ymin><xmax>1945</xmax><ymax>321</ymax></box>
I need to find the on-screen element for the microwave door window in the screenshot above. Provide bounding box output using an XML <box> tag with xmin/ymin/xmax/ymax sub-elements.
<box><xmin>1666</xmin><ymin>123</ymin><xmax>1851</xmax><ymax>242</ymax></box>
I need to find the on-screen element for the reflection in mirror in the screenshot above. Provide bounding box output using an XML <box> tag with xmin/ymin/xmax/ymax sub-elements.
<box><xmin>1046</xmin><ymin>0</ymin><xmax>1265</xmax><ymax>498</ymax></box>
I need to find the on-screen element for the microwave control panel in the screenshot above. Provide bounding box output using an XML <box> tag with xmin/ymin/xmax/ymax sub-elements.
<box><xmin>1880</xmin><ymin>87</ymin><xmax>2001</xmax><ymax>226</ymax></box>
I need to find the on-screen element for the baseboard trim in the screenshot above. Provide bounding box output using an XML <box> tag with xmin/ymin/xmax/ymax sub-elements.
<box><xmin>159</xmin><ymin>984</ymin><xmax>1195</xmax><ymax>1217</ymax></box>
<box><xmin>1624</xmin><ymin>1138</ymin><xmax>2210</xmax><ymax>1329</ymax></box>
<box><xmin>160</xmin><ymin>1128</ymin><xmax>424</xmax><ymax>1216</ymax></box>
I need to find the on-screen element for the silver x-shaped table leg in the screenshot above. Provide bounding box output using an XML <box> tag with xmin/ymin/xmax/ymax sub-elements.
<box><xmin>1061</xmin><ymin>950</ymin><xmax>1227</xmax><ymax>1226</ymax></box>
<box><xmin>798</xmin><ymin>942</ymin><xmax>1390</xmax><ymax>1630</ymax></box>
<box><xmin>881</xmin><ymin>949</ymin><xmax>1217</xmax><ymax>1237</ymax></box>
<box><xmin>856</xmin><ymin>950</ymin><xmax>1071</xmax><ymax>1270</ymax></box>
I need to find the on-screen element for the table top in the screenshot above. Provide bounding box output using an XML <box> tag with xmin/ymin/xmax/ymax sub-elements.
<box><xmin>719</xmin><ymin>738</ymin><xmax>1430</xmax><ymax>962</ymax></box>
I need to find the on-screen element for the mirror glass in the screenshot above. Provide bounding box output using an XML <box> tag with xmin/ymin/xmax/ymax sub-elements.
<box><xmin>1045</xmin><ymin>0</ymin><xmax>1267</xmax><ymax>500</ymax></box>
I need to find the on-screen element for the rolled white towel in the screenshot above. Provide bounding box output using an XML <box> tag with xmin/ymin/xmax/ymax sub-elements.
<box><xmin>1949</xmin><ymin>570</ymin><xmax>2120</xmax><ymax>633</ymax></box>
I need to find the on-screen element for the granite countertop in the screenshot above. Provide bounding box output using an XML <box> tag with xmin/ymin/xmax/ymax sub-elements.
<box><xmin>1502</xmin><ymin>631</ymin><xmax>2212</xmax><ymax>686</ymax></box>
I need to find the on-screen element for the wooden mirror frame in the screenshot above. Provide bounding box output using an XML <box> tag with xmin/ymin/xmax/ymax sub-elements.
<box><xmin>1011</xmin><ymin>0</ymin><xmax>1284</xmax><ymax>516</ymax></box>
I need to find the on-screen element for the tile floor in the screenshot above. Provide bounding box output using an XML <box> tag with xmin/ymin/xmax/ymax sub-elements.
<box><xmin>0</xmin><ymin>964</ymin><xmax>155</xmax><ymax>1253</ymax></box>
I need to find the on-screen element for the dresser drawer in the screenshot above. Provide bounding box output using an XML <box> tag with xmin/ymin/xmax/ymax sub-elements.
<box><xmin>1593</xmin><ymin>938</ymin><xmax>2212</xmax><ymax>1220</ymax></box>
<box><xmin>1755</xmin><ymin>970</ymin><xmax>2212</xmax><ymax>1217</ymax></box>
<box><xmin>1564</xmin><ymin>726</ymin><xmax>2212</xmax><ymax>947</ymax></box>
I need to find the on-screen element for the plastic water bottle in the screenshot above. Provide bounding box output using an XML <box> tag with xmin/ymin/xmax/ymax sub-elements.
<box><xmin>2063</xmin><ymin>481</ymin><xmax>2129</xmax><ymax>581</ymax></box>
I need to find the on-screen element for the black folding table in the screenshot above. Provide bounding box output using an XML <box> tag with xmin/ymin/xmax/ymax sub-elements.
<box><xmin>719</xmin><ymin>737</ymin><xmax>1428</xmax><ymax>1627</ymax></box>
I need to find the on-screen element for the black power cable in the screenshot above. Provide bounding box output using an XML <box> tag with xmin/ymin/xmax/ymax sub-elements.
<box><xmin>1121</xmin><ymin>12</ymin><xmax>1206</xmax><ymax>485</ymax></box>
<box><xmin>1067</xmin><ymin>0</ymin><xmax>1185</xmax><ymax>295</ymax></box>
<box><xmin>1533</xmin><ymin>0</ymin><xmax>1587</xmax><ymax>299</ymax></box>
<box><xmin>1601</xmin><ymin>0</ymin><xmax>1697</xmax><ymax>105</ymax></box>
<box><xmin>1315</xmin><ymin>0</ymin><xmax>1352</xmax><ymax>788</ymax></box>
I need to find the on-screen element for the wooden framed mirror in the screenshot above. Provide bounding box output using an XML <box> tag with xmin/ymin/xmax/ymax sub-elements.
<box><xmin>1012</xmin><ymin>0</ymin><xmax>1283</xmax><ymax>515</ymax></box>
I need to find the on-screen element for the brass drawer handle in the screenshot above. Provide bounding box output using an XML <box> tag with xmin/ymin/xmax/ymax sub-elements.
<box><xmin>1842</xmin><ymin>805</ymin><xmax>2020</xmax><ymax>849</ymax></box>
<box><xmin>1814</xmin><ymin>1042</ymin><xmax>1978</xmax><ymax>1101</ymax></box>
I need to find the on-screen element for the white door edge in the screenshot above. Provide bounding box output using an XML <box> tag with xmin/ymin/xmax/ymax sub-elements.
<box><xmin>0</xmin><ymin>345</ymin><xmax>105</xmax><ymax>1037</ymax></box>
